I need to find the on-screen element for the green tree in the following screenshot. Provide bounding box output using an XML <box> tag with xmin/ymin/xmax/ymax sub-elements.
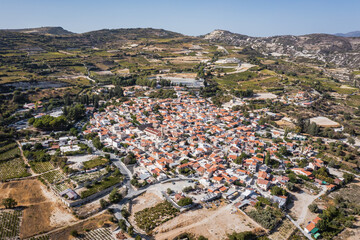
<box><xmin>118</xmin><ymin>219</ymin><xmax>127</xmax><ymax>231</ymax></box>
<box><xmin>265</xmin><ymin>151</ymin><xmax>270</xmax><ymax>166</ymax></box>
<box><xmin>177</xmin><ymin>197</ymin><xmax>193</xmax><ymax>206</ymax></box>
<box><xmin>128</xmin><ymin>226</ymin><xmax>134</xmax><ymax>236</ymax></box>
<box><xmin>2</xmin><ymin>198</ymin><xmax>17</xmax><ymax>209</ymax></box>
<box><xmin>109</xmin><ymin>188</ymin><xmax>122</xmax><ymax>203</ymax></box>
<box><xmin>308</xmin><ymin>203</ymin><xmax>319</xmax><ymax>213</ymax></box>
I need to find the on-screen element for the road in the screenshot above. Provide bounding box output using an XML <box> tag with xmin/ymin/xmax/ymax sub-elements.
<box><xmin>286</xmin><ymin>214</ymin><xmax>312</xmax><ymax>240</ymax></box>
<box><xmin>295</xmin><ymin>186</ymin><xmax>326</xmax><ymax>225</ymax></box>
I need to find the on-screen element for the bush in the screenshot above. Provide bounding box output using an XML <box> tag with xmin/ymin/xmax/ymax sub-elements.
<box><xmin>178</xmin><ymin>197</ymin><xmax>193</xmax><ymax>206</ymax></box>
<box><xmin>70</xmin><ymin>230</ymin><xmax>79</xmax><ymax>237</ymax></box>
<box><xmin>308</xmin><ymin>203</ymin><xmax>319</xmax><ymax>213</ymax></box>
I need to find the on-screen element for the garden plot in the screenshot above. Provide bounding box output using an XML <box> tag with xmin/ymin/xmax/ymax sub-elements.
<box><xmin>0</xmin><ymin>158</ymin><xmax>30</xmax><ymax>181</ymax></box>
<box><xmin>74</xmin><ymin>228</ymin><xmax>115</xmax><ymax>240</ymax></box>
<box><xmin>71</xmin><ymin>168</ymin><xmax>108</xmax><ymax>184</ymax></box>
<box><xmin>0</xmin><ymin>210</ymin><xmax>22</xmax><ymax>240</ymax></box>
<box><xmin>41</xmin><ymin>170</ymin><xmax>66</xmax><ymax>184</ymax></box>
<box><xmin>30</xmin><ymin>161</ymin><xmax>55</xmax><ymax>174</ymax></box>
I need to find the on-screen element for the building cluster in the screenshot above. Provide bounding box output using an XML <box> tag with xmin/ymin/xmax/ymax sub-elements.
<box><xmin>83</xmin><ymin>93</ymin><xmax>337</xmax><ymax>208</ymax></box>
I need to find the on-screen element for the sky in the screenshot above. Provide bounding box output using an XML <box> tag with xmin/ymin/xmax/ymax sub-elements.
<box><xmin>0</xmin><ymin>0</ymin><xmax>359</xmax><ymax>37</ymax></box>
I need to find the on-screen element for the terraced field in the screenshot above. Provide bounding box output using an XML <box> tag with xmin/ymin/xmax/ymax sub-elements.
<box><xmin>0</xmin><ymin>210</ymin><xmax>22</xmax><ymax>240</ymax></box>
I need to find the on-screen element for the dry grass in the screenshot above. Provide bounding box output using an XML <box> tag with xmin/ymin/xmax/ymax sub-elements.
<box><xmin>154</xmin><ymin>204</ymin><xmax>262</xmax><ymax>240</ymax></box>
<box><xmin>0</xmin><ymin>179</ymin><xmax>76</xmax><ymax>238</ymax></box>
<box><xmin>48</xmin><ymin>212</ymin><xmax>114</xmax><ymax>240</ymax></box>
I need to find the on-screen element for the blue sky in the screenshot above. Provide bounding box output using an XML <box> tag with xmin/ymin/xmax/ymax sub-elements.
<box><xmin>0</xmin><ymin>0</ymin><xmax>359</xmax><ymax>36</ymax></box>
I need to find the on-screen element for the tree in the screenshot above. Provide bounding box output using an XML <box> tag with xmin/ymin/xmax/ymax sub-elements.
<box><xmin>348</xmin><ymin>137</ymin><xmax>355</xmax><ymax>145</ymax></box>
<box><xmin>118</xmin><ymin>219</ymin><xmax>127</xmax><ymax>231</ymax></box>
<box><xmin>198</xmin><ymin>236</ymin><xmax>208</xmax><ymax>240</ymax></box>
<box><xmin>93</xmin><ymin>137</ymin><xmax>103</xmax><ymax>150</ymax></box>
<box><xmin>2</xmin><ymin>198</ymin><xmax>17</xmax><ymax>209</ymax></box>
<box><xmin>109</xmin><ymin>188</ymin><xmax>122</xmax><ymax>203</ymax></box>
<box><xmin>167</xmin><ymin>188</ymin><xmax>173</xmax><ymax>194</ymax></box>
<box><xmin>286</xmin><ymin>182</ymin><xmax>295</xmax><ymax>191</ymax></box>
<box><xmin>128</xmin><ymin>226</ymin><xmax>134</xmax><ymax>236</ymax></box>
<box><xmin>177</xmin><ymin>197</ymin><xmax>193</xmax><ymax>206</ymax></box>
<box><xmin>135</xmin><ymin>235</ymin><xmax>142</xmax><ymax>240</ymax></box>
<box><xmin>308</xmin><ymin>203</ymin><xmax>319</xmax><ymax>213</ymax></box>
<box><xmin>100</xmin><ymin>199</ymin><xmax>108</xmax><ymax>209</ymax></box>
<box><xmin>343</xmin><ymin>173</ymin><xmax>355</xmax><ymax>184</ymax></box>
<box><xmin>70</xmin><ymin>230</ymin><xmax>79</xmax><ymax>237</ymax></box>
<box><xmin>265</xmin><ymin>151</ymin><xmax>270</xmax><ymax>166</ymax></box>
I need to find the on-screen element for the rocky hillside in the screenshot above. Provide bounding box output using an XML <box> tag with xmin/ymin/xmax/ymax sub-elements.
<box><xmin>204</xmin><ymin>30</ymin><xmax>360</xmax><ymax>68</ymax></box>
<box><xmin>0</xmin><ymin>27</ymin><xmax>187</xmax><ymax>50</ymax></box>
<box><xmin>1</xmin><ymin>26</ymin><xmax>73</xmax><ymax>35</ymax></box>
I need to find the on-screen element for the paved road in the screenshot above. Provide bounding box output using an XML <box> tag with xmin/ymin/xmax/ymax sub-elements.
<box><xmin>286</xmin><ymin>214</ymin><xmax>312</xmax><ymax>240</ymax></box>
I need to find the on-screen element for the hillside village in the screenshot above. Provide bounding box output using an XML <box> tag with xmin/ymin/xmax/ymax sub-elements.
<box><xmin>0</xmin><ymin>26</ymin><xmax>360</xmax><ymax>240</ymax></box>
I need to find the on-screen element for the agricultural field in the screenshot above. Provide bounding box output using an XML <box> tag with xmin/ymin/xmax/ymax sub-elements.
<box><xmin>0</xmin><ymin>158</ymin><xmax>30</xmax><ymax>181</ymax></box>
<box><xmin>0</xmin><ymin>141</ymin><xmax>30</xmax><ymax>181</ymax></box>
<box><xmin>30</xmin><ymin>161</ymin><xmax>55</xmax><ymax>174</ymax></box>
<box><xmin>41</xmin><ymin>170</ymin><xmax>66</xmax><ymax>184</ymax></box>
<box><xmin>0</xmin><ymin>143</ymin><xmax>20</xmax><ymax>161</ymax></box>
<box><xmin>0</xmin><ymin>210</ymin><xmax>22</xmax><ymax>240</ymax></box>
<box><xmin>29</xmin><ymin>235</ymin><xmax>50</xmax><ymax>240</ymax></box>
<box><xmin>134</xmin><ymin>201</ymin><xmax>179</xmax><ymax>232</ymax></box>
<box><xmin>74</xmin><ymin>228</ymin><xmax>115</xmax><ymax>240</ymax></box>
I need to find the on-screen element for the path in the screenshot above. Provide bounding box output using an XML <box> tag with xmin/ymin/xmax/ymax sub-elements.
<box><xmin>16</xmin><ymin>140</ymin><xmax>35</xmax><ymax>175</ymax></box>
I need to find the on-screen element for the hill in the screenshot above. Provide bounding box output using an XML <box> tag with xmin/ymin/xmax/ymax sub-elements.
<box><xmin>0</xmin><ymin>27</ymin><xmax>187</xmax><ymax>50</ymax></box>
<box><xmin>1</xmin><ymin>26</ymin><xmax>73</xmax><ymax>35</ymax></box>
<box><xmin>203</xmin><ymin>29</ymin><xmax>360</xmax><ymax>68</ymax></box>
<box><xmin>335</xmin><ymin>31</ymin><xmax>360</xmax><ymax>38</ymax></box>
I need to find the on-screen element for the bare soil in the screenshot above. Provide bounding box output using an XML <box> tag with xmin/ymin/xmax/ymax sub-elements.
<box><xmin>0</xmin><ymin>179</ymin><xmax>76</xmax><ymax>238</ymax></box>
<box><xmin>154</xmin><ymin>204</ymin><xmax>262</xmax><ymax>240</ymax></box>
<box><xmin>48</xmin><ymin>212</ymin><xmax>115</xmax><ymax>240</ymax></box>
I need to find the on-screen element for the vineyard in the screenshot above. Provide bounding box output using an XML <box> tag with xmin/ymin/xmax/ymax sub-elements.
<box><xmin>0</xmin><ymin>158</ymin><xmax>30</xmax><ymax>181</ymax></box>
<box><xmin>29</xmin><ymin>235</ymin><xmax>50</xmax><ymax>240</ymax></box>
<box><xmin>41</xmin><ymin>170</ymin><xmax>66</xmax><ymax>184</ymax></box>
<box><xmin>0</xmin><ymin>210</ymin><xmax>22</xmax><ymax>240</ymax></box>
<box><xmin>30</xmin><ymin>161</ymin><xmax>55</xmax><ymax>174</ymax></box>
<box><xmin>0</xmin><ymin>144</ymin><xmax>20</xmax><ymax>161</ymax></box>
<box><xmin>74</xmin><ymin>228</ymin><xmax>115</xmax><ymax>240</ymax></box>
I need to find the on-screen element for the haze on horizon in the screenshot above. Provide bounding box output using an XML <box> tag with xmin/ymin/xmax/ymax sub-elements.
<box><xmin>0</xmin><ymin>0</ymin><xmax>359</xmax><ymax>37</ymax></box>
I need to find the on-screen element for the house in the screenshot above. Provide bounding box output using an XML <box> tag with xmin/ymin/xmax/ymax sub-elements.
<box><xmin>305</xmin><ymin>222</ymin><xmax>316</xmax><ymax>234</ymax></box>
<box><xmin>257</xmin><ymin>179</ymin><xmax>270</xmax><ymax>191</ymax></box>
